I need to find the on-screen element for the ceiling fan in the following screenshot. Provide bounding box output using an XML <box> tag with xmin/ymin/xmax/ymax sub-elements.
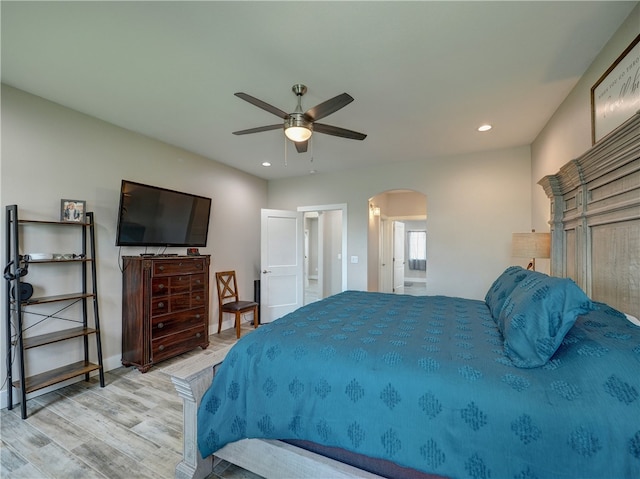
<box><xmin>232</xmin><ymin>84</ymin><xmax>367</xmax><ymax>153</ymax></box>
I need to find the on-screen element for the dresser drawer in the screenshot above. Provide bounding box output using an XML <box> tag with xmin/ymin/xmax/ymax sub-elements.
<box><xmin>151</xmin><ymin>278</ymin><xmax>169</xmax><ymax>297</ymax></box>
<box><xmin>171</xmin><ymin>275</ymin><xmax>192</xmax><ymax>293</ymax></box>
<box><xmin>151</xmin><ymin>308</ymin><xmax>206</xmax><ymax>339</ymax></box>
<box><xmin>191</xmin><ymin>290</ymin><xmax>206</xmax><ymax>307</ymax></box>
<box><xmin>151</xmin><ymin>275</ymin><xmax>196</xmax><ymax>297</ymax></box>
<box><xmin>191</xmin><ymin>274</ymin><xmax>206</xmax><ymax>292</ymax></box>
<box><xmin>151</xmin><ymin>293</ymin><xmax>194</xmax><ymax>315</ymax></box>
<box><xmin>153</xmin><ymin>259</ymin><xmax>206</xmax><ymax>276</ymax></box>
<box><xmin>151</xmin><ymin>325</ymin><xmax>207</xmax><ymax>363</ymax></box>
<box><xmin>151</xmin><ymin>296</ymin><xmax>168</xmax><ymax>316</ymax></box>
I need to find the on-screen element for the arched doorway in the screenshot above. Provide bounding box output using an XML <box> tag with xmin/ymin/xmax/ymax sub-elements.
<box><xmin>367</xmin><ymin>190</ymin><xmax>428</xmax><ymax>295</ymax></box>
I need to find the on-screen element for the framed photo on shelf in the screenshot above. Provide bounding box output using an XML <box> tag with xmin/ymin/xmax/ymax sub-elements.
<box><xmin>60</xmin><ymin>199</ymin><xmax>86</xmax><ymax>223</ymax></box>
<box><xmin>591</xmin><ymin>34</ymin><xmax>640</xmax><ymax>144</ymax></box>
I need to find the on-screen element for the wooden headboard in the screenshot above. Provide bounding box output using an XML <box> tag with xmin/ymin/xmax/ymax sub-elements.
<box><xmin>538</xmin><ymin>111</ymin><xmax>640</xmax><ymax>319</ymax></box>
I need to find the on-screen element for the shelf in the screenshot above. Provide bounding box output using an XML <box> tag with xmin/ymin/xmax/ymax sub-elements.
<box><xmin>23</xmin><ymin>293</ymin><xmax>95</xmax><ymax>305</ymax></box>
<box><xmin>12</xmin><ymin>360</ymin><xmax>102</xmax><ymax>394</ymax></box>
<box><xmin>6</xmin><ymin>205</ymin><xmax>104</xmax><ymax>419</ymax></box>
<box><xmin>21</xmin><ymin>327</ymin><xmax>98</xmax><ymax>349</ymax></box>
<box><xmin>18</xmin><ymin>219</ymin><xmax>93</xmax><ymax>227</ymax></box>
<box><xmin>28</xmin><ymin>259</ymin><xmax>93</xmax><ymax>264</ymax></box>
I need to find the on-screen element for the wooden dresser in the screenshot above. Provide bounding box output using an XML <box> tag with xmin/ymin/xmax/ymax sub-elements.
<box><xmin>121</xmin><ymin>255</ymin><xmax>210</xmax><ymax>372</ymax></box>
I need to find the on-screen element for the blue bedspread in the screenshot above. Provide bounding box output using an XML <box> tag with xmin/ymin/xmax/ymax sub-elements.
<box><xmin>198</xmin><ymin>291</ymin><xmax>640</xmax><ymax>479</ymax></box>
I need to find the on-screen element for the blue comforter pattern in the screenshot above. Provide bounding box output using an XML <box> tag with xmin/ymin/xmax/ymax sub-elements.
<box><xmin>198</xmin><ymin>291</ymin><xmax>640</xmax><ymax>478</ymax></box>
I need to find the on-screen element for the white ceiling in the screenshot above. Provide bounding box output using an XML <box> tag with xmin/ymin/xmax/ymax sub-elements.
<box><xmin>2</xmin><ymin>1</ymin><xmax>636</xmax><ymax>180</ymax></box>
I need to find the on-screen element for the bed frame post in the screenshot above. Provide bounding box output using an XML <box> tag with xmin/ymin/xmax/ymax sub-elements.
<box><xmin>538</xmin><ymin>173</ymin><xmax>565</xmax><ymax>277</ymax></box>
<box><xmin>164</xmin><ymin>346</ymin><xmax>233</xmax><ymax>479</ymax></box>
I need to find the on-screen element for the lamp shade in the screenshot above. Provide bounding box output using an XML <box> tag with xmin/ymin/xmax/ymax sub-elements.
<box><xmin>512</xmin><ymin>232</ymin><xmax>551</xmax><ymax>259</ymax></box>
<box><xmin>285</xmin><ymin>126</ymin><xmax>312</xmax><ymax>142</ymax></box>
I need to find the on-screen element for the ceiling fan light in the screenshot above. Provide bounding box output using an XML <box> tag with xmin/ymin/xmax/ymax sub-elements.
<box><xmin>285</xmin><ymin>114</ymin><xmax>312</xmax><ymax>142</ymax></box>
<box><xmin>285</xmin><ymin>126</ymin><xmax>312</xmax><ymax>142</ymax></box>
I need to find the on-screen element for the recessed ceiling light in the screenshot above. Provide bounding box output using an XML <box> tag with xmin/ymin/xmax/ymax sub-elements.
<box><xmin>478</xmin><ymin>124</ymin><xmax>492</xmax><ymax>132</ymax></box>
<box><xmin>261</xmin><ymin>161</ymin><xmax>271</xmax><ymax>167</ymax></box>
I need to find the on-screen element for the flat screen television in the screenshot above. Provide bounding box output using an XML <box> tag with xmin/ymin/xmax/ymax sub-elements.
<box><xmin>115</xmin><ymin>180</ymin><xmax>212</xmax><ymax>247</ymax></box>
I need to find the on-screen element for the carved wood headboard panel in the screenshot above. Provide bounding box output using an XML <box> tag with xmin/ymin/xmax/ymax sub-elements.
<box><xmin>538</xmin><ymin>112</ymin><xmax>640</xmax><ymax>319</ymax></box>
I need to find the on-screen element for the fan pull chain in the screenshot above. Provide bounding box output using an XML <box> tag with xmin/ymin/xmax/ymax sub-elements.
<box><xmin>284</xmin><ymin>135</ymin><xmax>288</xmax><ymax>167</ymax></box>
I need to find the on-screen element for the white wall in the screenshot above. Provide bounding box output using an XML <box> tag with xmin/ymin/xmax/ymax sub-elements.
<box><xmin>1</xmin><ymin>85</ymin><xmax>266</xmax><ymax>407</ymax></box>
<box><xmin>531</xmin><ymin>4</ymin><xmax>639</xmax><ymax>230</ymax></box>
<box><xmin>268</xmin><ymin>145</ymin><xmax>532</xmax><ymax>301</ymax></box>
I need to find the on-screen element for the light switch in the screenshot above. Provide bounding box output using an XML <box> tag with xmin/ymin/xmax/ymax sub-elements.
<box><xmin>350</xmin><ymin>255</ymin><xmax>359</xmax><ymax>264</ymax></box>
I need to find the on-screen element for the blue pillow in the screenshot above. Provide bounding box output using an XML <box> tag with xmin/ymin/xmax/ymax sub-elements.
<box><xmin>485</xmin><ymin>266</ymin><xmax>530</xmax><ymax>322</ymax></box>
<box><xmin>498</xmin><ymin>271</ymin><xmax>594</xmax><ymax>368</ymax></box>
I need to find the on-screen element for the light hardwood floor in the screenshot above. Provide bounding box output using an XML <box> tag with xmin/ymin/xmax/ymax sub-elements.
<box><xmin>1</xmin><ymin>324</ymin><xmax>263</xmax><ymax>479</ymax></box>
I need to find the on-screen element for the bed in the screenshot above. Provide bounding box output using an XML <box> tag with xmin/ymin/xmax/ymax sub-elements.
<box><xmin>167</xmin><ymin>111</ymin><xmax>640</xmax><ymax>479</ymax></box>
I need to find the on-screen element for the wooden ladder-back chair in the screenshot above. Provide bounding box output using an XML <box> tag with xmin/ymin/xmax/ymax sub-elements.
<box><xmin>215</xmin><ymin>271</ymin><xmax>259</xmax><ymax>339</ymax></box>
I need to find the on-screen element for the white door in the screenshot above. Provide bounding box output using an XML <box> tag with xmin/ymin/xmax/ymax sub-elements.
<box><xmin>379</xmin><ymin>218</ymin><xmax>393</xmax><ymax>293</ymax></box>
<box><xmin>316</xmin><ymin>212</ymin><xmax>324</xmax><ymax>299</ymax></box>
<box><xmin>393</xmin><ymin>221</ymin><xmax>405</xmax><ymax>294</ymax></box>
<box><xmin>304</xmin><ymin>229</ymin><xmax>310</xmax><ymax>289</ymax></box>
<box><xmin>260</xmin><ymin>209</ymin><xmax>303</xmax><ymax>323</ymax></box>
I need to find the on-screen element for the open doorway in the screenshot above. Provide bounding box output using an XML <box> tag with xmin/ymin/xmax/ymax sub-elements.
<box><xmin>300</xmin><ymin>204</ymin><xmax>347</xmax><ymax>305</ymax></box>
<box><xmin>367</xmin><ymin>190</ymin><xmax>427</xmax><ymax>295</ymax></box>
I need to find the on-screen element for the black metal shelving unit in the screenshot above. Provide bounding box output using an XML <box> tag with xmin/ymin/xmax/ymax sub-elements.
<box><xmin>4</xmin><ymin>204</ymin><xmax>104</xmax><ymax>419</ymax></box>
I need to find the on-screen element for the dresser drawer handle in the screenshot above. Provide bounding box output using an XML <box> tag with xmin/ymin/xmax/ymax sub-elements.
<box><xmin>196</xmin><ymin>332</ymin><xmax>201</xmax><ymax>338</ymax></box>
<box><xmin>158</xmin><ymin>302</ymin><xmax>165</xmax><ymax>308</ymax></box>
<box><xmin>195</xmin><ymin>279</ymin><xmax>201</xmax><ymax>285</ymax></box>
<box><xmin>159</xmin><ymin>266</ymin><xmax>164</xmax><ymax>271</ymax></box>
<box><xmin>158</xmin><ymin>345</ymin><xmax>165</xmax><ymax>351</ymax></box>
<box><xmin>195</xmin><ymin>296</ymin><xmax>201</xmax><ymax>301</ymax></box>
<box><xmin>158</xmin><ymin>322</ymin><xmax>164</xmax><ymax>329</ymax></box>
<box><xmin>159</xmin><ymin>283</ymin><xmax>165</xmax><ymax>289</ymax></box>
<box><xmin>195</xmin><ymin>314</ymin><xmax>201</xmax><ymax>319</ymax></box>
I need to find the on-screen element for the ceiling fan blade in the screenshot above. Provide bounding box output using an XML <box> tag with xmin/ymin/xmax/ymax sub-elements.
<box><xmin>233</xmin><ymin>124</ymin><xmax>282</xmax><ymax>135</ymax></box>
<box><xmin>313</xmin><ymin>123</ymin><xmax>367</xmax><ymax>140</ymax></box>
<box><xmin>295</xmin><ymin>140</ymin><xmax>308</xmax><ymax>153</ymax></box>
<box><xmin>304</xmin><ymin>93</ymin><xmax>354</xmax><ymax>121</ymax></box>
<box><xmin>235</xmin><ymin>92</ymin><xmax>289</xmax><ymax>119</ymax></box>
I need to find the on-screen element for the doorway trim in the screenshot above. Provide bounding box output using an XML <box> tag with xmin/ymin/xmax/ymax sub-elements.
<box><xmin>297</xmin><ymin>203</ymin><xmax>348</xmax><ymax>292</ymax></box>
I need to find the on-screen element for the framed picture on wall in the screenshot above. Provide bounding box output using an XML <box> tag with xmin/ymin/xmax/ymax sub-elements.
<box><xmin>60</xmin><ymin>199</ymin><xmax>86</xmax><ymax>222</ymax></box>
<box><xmin>591</xmin><ymin>33</ymin><xmax>640</xmax><ymax>144</ymax></box>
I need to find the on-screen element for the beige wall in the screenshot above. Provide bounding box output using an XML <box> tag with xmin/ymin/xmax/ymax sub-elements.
<box><xmin>268</xmin><ymin>145</ymin><xmax>532</xmax><ymax>300</ymax></box>
<box><xmin>531</xmin><ymin>4</ymin><xmax>639</xmax><ymax>230</ymax></box>
<box><xmin>377</xmin><ymin>191</ymin><xmax>427</xmax><ymax>218</ymax></box>
<box><xmin>0</xmin><ymin>85</ymin><xmax>267</xmax><ymax>407</ymax></box>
